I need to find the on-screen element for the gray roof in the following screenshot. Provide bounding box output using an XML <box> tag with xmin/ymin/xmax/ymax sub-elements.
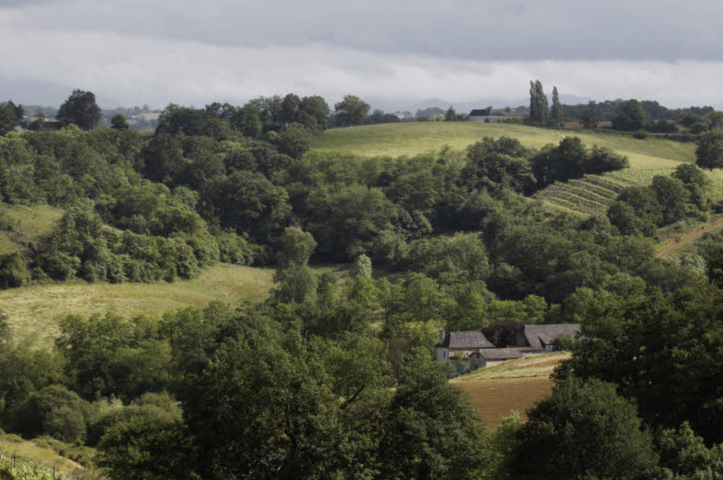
<box><xmin>524</xmin><ymin>324</ymin><xmax>581</xmax><ymax>351</ymax></box>
<box><xmin>477</xmin><ymin>348</ymin><xmax>528</xmax><ymax>360</ymax></box>
<box><xmin>438</xmin><ymin>331</ymin><xmax>494</xmax><ymax>349</ymax></box>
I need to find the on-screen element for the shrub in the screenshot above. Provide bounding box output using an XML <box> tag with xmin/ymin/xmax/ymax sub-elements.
<box><xmin>10</xmin><ymin>385</ymin><xmax>91</xmax><ymax>443</ymax></box>
<box><xmin>0</xmin><ymin>253</ymin><xmax>30</xmax><ymax>288</ymax></box>
<box><xmin>633</xmin><ymin>130</ymin><xmax>649</xmax><ymax>139</ymax></box>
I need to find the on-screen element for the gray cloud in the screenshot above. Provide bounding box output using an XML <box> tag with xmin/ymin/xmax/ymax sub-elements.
<box><xmin>1</xmin><ymin>0</ymin><xmax>723</xmax><ymax>107</ymax></box>
<box><xmin>3</xmin><ymin>0</ymin><xmax>723</xmax><ymax>61</ymax></box>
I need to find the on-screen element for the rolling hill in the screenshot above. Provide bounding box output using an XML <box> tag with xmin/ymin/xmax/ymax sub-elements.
<box><xmin>314</xmin><ymin>122</ymin><xmax>716</xmax><ymax>215</ymax></box>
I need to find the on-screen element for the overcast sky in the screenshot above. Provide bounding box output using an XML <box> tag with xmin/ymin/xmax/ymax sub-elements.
<box><xmin>1</xmin><ymin>0</ymin><xmax>722</xmax><ymax>109</ymax></box>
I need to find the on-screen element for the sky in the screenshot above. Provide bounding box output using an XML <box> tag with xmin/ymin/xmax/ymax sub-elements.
<box><xmin>1</xmin><ymin>0</ymin><xmax>722</xmax><ymax>110</ymax></box>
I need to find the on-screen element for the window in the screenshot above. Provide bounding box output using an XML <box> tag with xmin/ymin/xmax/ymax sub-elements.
<box><xmin>443</xmin><ymin>350</ymin><xmax>447</xmax><ymax>360</ymax></box>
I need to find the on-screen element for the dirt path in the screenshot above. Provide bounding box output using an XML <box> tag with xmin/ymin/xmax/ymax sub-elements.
<box><xmin>657</xmin><ymin>217</ymin><xmax>723</xmax><ymax>258</ymax></box>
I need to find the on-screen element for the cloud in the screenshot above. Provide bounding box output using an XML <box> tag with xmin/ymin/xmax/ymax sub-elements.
<box><xmin>1</xmin><ymin>0</ymin><xmax>723</xmax><ymax>107</ymax></box>
<box><xmin>3</xmin><ymin>0</ymin><xmax>723</xmax><ymax>62</ymax></box>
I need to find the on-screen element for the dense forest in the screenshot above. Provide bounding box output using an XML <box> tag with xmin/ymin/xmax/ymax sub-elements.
<box><xmin>2</xmin><ymin>88</ymin><xmax>723</xmax><ymax>479</ymax></box>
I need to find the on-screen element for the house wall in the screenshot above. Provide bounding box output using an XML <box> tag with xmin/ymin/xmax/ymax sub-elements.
<box><xmin>436</xmin><ymin>347</ymin><xmax>449</xmax><ymax>363</ymax></box>
<box><xmin>469</xmin><ymin>115</ymin><xmax>509</xmax><ymax>123</ymax></box>
<box><xmin>484</xmin><ymin>359</ymin><xmax>510</xmax><ymax>368</ymax></box>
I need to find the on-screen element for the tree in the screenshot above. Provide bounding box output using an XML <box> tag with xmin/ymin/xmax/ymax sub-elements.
<box><xmin>612</xmin><ymin>99</ymin><xmax>646</xmax><ymax>131</ymax></box>
<box><xmin>445</xmin><ymin>106</ymin><xmax>457</xmax><ymax>122</ymax></box>
<box><xmin>110</xmin><ymin>113</ymin><xmax>129</xmax><ymax>130</ymax></box>
<box><xmin>98</xmin><ymin>406</ymin><xmax>194</xmax><ymax>480</ymax></box>
<box><xmin>56</xmin><ymin>89</ymin><xmax>102</xmax><ymax>130</ymax></box>
<box><xmin>0</xmin><ymin>101</ymin><xmax>23</xmax><ymax>135</ymax></box>
<box><xmin>550</xmin><ymin>86</ymin><xmax>563</xmax><ymax>127</ymax></box>
<box><xmin>350</xmin><ymin>254</ymin><xmax>373</xmax><ymax>278</ymax></box>
<box><xmin>184</xmin><ymin>330</ymin><xmax>391</xmax><ymax>478</ymax></box>
<box><xmin>334</xmin><ymin>95</ymin><xmax>371</xmax><ymax>127</ymax></box>
<box><xmin>272</xmin><ymin>122</ymin><xmax>312</xmax><ymax>159</ymax></box>
<box><xmin>528</xmin><ymin>80</ymin><xmax>549</xmax><ymax>127</ymax></box>
<box><xmin>514</xmin><ymin>377</ymin><xmax>658</xmax><ymax>479</ymax></box>
<box><xmin>377</xmin><ymin>350</ymin><xmax>491</xmax><ymax>478</ymax></box>
<box><xmin>695</xmin><ymin>129</ymin><xmax>723</xmax><ymax>170</ymax></box>
<box><xmin>299</xmin><ymin>95</ymin><xmax>330</xmax><ymax>131</ymax></box>
<box><xmin>231</xmin><ymin>104</ymin><xmax>263</xmax><ymax>138</ymax></box>
<box><xmin>279</xmin><ymin>93</ymin><xmax>302</xmax><ymax>125</ymax></box>
<box><xmin>272</xmin><ymin>227</ymin><xmax>318</xmax><ymax>304</ymax></box>
<box><xmin>0</xmin><ymin>252</ymin><xmax>30</xmax><ymax>288</ymax></box>
<box><xmin>580</xmin><ymin>101</ymin><xmax>599</xmax><ymax>128</ymax></box>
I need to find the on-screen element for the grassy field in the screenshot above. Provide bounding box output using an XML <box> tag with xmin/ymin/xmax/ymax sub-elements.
<box><xmin>0</xmin><ymin>263</ymin><xmax>349</xmax><ymax>347</ymax></box>
<box><xmin>315</xmin><ymin>123</ymin><xmax>695</xmax><ymax>166</ymax></box>
<box><xmin>315</xmin><ymin>123</ymin><xmax>702</xmax><ymax>216</ymax></box>
<box><xmin>0</xmin><ymin>204</ymin><xmax>63</xmax><ymax>255</ymax></box>
<box><xmin>451</xmin><ymin>352</ymin><xmax>569</xmax><ymax>428</ymax></box>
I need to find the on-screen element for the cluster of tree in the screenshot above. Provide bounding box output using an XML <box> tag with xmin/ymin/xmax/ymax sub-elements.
<box><xmin>607</xmin><ymin>164</ymin><xmax>709</xmax><ymax>236</ymax></box>
<box><xmin>2</xmin><ymin>224</ymin><xmax>723</xmax><ymax>478</ymax></box>
<box><xmin>0</xmin><ymin>101</ymin><xmax>24</xmax><ymax>136</ymax></box>
<box><xmin>527</xmin><ymin>81</ymin><xmax>564</xmax><ymax>127</ymax></box>
<box><xmin>564</xmin><ymin>98</ymin><xmax>715</xmax><ymax>123</ymax></box>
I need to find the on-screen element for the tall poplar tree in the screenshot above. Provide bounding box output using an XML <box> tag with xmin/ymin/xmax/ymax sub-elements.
<box><xmin>551</xmin><ymin>86</ymin><xmax>563</xmax><ymax>127</ymax></box>
<box><xmin>529</xmin><ymin>80</ymin><xmax>549</xmax><ymax>127</ymax></box>
<box><xmin>529</xmin><ymin>81</ymin><xmax>539</xmax><ymax>125</ymax></box>
<box><xmin>535</xmin><ymin>81</ymin><xmax>549</xmax><ymax>127</ymax></box>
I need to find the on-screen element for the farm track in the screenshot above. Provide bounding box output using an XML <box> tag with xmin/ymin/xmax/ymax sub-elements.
<box><xmin>657</xmin><ymin>217</ymin><xmax>723</xmax><ymax>258</ymax></box>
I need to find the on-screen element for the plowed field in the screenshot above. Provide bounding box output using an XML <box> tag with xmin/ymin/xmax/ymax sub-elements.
<box><xmin>458</xmin><ymin>377</ymin><xmax>553</xmax><ymax>428</ymax></box>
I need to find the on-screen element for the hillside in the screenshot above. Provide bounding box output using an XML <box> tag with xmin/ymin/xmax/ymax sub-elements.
<box><xmin>0</xmin><ymin>263</ymin><xmax>349</xmax><ymax>346</ymax></box>
<box><xmin>0</xmin><ymin>204</ymin><xmax>63</xmax><ymax>256</ymax></box>
<box><xmin>314</xmin><ymin>123</ymin><xmax>705</xmax><ymax>215</ymax></box>
<box><xmin>314</xmin><ymin>123</ymin><xmax>695</xmax><ymax>166</ymax></box>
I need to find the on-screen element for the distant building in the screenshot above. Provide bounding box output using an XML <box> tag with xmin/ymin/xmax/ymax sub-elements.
<box><xmin>435</xmin><ymin>323</ymin><xmax>581</xmax><ymax>367</ymax></box>
<box><xmin>468</xmin><ymin>108</ymin><xmax>526</xmax><ymax>123</ymax></box>
<box><xmin>38</xmin><ymin>121</ymin><xmax>62</xmax><ymax>132</ymax></box>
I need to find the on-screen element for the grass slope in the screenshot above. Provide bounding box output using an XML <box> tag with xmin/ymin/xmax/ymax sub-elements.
<box><xmin>0</xmin><ymin>204</ymin><xmax>63</xmax><ymax>255</ymax></box>
<box><xmin>1</xmin><ymin>264</ymin><xmax>274</xmax><ymax>346</ymax></box>
<box><xmin>315</xmin><ymin>123</ymin><xmax>695</xmax><ymax>166</ymax></box>
<box><xmin>1</xmin><ymin>263</ymin><xmax>349</xmax><ymax>347</ymax></box>
<box><xmin>451</xmin><ymin>352</ymin><xmax>570</xmax><ymax>383</ymax></box>
<box><xmin>315</xmin><ymin>123</ymin><xmax>702</xmax><ymax>215</ymax></box>
<box><xmin>0</xmin><ymin>434</ymin><xmax>87</xmax><ymax>479</ymax></box>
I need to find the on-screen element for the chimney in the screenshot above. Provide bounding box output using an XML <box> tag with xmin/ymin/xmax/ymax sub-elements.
<box><xmin>439</xmin><ymin>329</ymin><xmax>445</xmax><ymax>344</ymax></box>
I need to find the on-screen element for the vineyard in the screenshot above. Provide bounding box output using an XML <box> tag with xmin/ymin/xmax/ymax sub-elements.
<box><xmin>0</xmin><ymin>454</ymin><xmax>81</xmax><ymax>480</ymax></box>
<box><xmin>535</xmin><ymin>168</ymin><xmax>723</xmax><ymax>215</ymax></box>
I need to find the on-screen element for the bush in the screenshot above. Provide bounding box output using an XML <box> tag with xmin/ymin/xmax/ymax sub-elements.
<box><xmin>0</xmin><ymin>253</ymin><xmax>30</xmax><ymax>288</ymax></box>
<box><xmin>633</xmin><ymin>130</ymin><xmax>649</xmax><ymax>139</ymax></box>
<box><xmin>10</xmin><ymin>385</ymin><xmax>91</xmax><ymax>443</ymax></box>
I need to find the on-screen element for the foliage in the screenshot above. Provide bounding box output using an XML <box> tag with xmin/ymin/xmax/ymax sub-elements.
<box><xmin>559</xmin><ymin>284</ymin><xmax>723</xmax><ymax>444</ymax></box>
<box><xmin>110</xmin><ymin>114</ymin><xmax>129</xmax><ymax>130</ymax></box>
<box><xmin>513</xmin><ymin>377</ymin><xmax>658</xmax><ymax>479</ymax></box>
<box><xmin>56</xmin><ymin>90</ymin><xmax>101</xmax><ymax>131</ymax></box>
<box><xmin>612</xmin><ymin>99</ymin><xmax>647</xmax><ymax>131</ymax></box>
<box><xmin>528</xmin><ymin>80</ymin><xmax>549</xmax><ymax>127</ymax></box>
<box><xmin>696</xmin><ymin>129</ymin><xmax>723</xmax><ymax>171</ymax></box>
<box><xmin>334</xmin><ymin>95</ymin><xmax>371</xmax><ymax>127</ymax></box>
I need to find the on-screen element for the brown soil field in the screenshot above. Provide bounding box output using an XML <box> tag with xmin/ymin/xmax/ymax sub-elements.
<box><xmin>458</xmin><ymin>377</ymin><xmax>552</xmax><ymax>429</ymax></box>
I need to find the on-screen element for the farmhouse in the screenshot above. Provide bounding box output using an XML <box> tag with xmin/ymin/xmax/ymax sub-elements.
<box><xmin>38</xmin><ymin>121</ymin><xmax>62</xmax><ymax>131</ymax></box>
<box><xmin>435</xmin><ymin>323</ymin><xmax>581</xmax><ymax>367</ymax></box>
<box><xmin>468</xmin><ymin>108</ymin><xmax>526</xmax><ymax>123</ymax></box>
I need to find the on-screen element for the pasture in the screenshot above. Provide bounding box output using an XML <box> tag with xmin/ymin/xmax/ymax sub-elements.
<box><xmin>315</xmin><ymin>122</ymin><xmax>704</xmax><ymax>215</ymax></box>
